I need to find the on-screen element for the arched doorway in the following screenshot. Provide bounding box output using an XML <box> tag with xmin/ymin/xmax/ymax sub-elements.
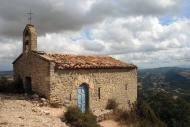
<box><xmin>25</xmin><ymin>77</ymin><xmax>32</xmax><ymax>94</ymax></box>
<box><xmin>77</xmin><ymin>83</ymin><xmax>89</xmax><ymax>112</ymax></box>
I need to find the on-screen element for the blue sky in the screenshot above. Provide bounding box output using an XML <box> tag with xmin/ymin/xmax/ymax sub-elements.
<box><xmin>181</xmin><ymin>0</ymin><xmax>190</xmax><ymax>17</ymax></box>
<box><xmin>159</xmin><ymin>16</ymin><xmax>175</xmax><ymax>25</ymax></box>
<box><xmin>0</xmin><ymin>0</ymin><xmax>190</xmax><ymax>71</ymax></box>
<box><xmin>158</xmin><ymin>0</ymin><xmax>190</xmax><ymax>25</ymax></box>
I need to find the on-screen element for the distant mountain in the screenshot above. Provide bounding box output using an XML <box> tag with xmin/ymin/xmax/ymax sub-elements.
<box><xmin>179</xmin><ymin>71</ymin><xmax>190</xmax><ymax>79</ymax></box>
<box><xmin>138</xmin><ymin>67</ymin><xmax>190</xmax><ymax>95</ymax></box>
<box><xmin>0</xmin><ymin>71</ymin><xmax>13</xmax><ymax>77</ymax></box>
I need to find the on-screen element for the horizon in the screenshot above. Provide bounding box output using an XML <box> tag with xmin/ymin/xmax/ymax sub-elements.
<box><xmin>0</xmin><ymin>0</ymin><xmax>190</xmax><ymax>71</ymax></box>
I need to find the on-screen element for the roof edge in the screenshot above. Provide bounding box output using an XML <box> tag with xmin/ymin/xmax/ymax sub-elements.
<box><xmin>12</xmin><ymin>53</ymin><xmax>23</xmax><ymax>64</ymax></box>
<box><xmin>31</xmin><ymin>51</ymin><xmax>55</xmax><ymax>63</ymax></box>
<box><xmin>12</xmin><ymin>51</ymin><xmax>55</xmax><ymax>64</ymax></box>
<box><xmin>13</xmin><ymin>51</ymin><xmax>137</xmax><ymax>70</ymax></box>
<box><xmin>55</xmin><ymin>63</ymin><xmax>137</xmax><ymax>70</ymax></box>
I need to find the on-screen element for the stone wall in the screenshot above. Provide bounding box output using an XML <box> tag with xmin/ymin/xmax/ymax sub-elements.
<box><xmin>23</xmin><ymin>24</ymin><xmax>37</xmax><ymax>52</ymax></box>
<box><xmin>13</xmin><ymin>53</ymin><xmax>50</xmax><ymax>98</ymax></box>
<box><xmin>50</xmin><ymin>68</ymin><xmax>137</xmax><ymax>111</ymax></box>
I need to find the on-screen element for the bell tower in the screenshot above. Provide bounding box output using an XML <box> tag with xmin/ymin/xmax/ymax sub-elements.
<box><xmin>23</xmin><ymin>24</ymin><xmax>37</xmax><ymax>53</ymax></box>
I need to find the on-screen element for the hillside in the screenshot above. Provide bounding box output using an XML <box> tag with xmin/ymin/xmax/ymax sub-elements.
<box><xmin>138</xmin><ymin>67</ymin><xmax>190</xmax><ymax>127</ymax></box>
<box><xmin>138</xmin><ymin>67</ymin><xmax>190</xmax><ymax>96</ymax></box>
<box><xmin>0</xmin><ymin>71</ymin><xmax>12</xmax><ymax>77</ymax></box>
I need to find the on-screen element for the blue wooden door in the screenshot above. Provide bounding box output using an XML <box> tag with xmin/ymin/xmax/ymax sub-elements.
<box><xmin>77</xmin><ymin>85</ymin><xmax>88</xmax><ymax>112</ymax></box>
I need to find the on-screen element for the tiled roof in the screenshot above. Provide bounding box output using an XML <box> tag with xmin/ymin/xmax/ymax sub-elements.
<box><xmin>36</xmin><ymin>52</ymin><xmax>137</xmax><ymax>69</ymax></box>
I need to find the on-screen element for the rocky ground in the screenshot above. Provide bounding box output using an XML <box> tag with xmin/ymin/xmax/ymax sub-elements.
<box><xmin>99</xmin><ymin>120</ymin><xmax>120</xmax><ymax>127</ymax></box>
<box><xmin>0</xmin><ymin>93</ymin><xmax>68</xmax><ymax>127</ymax></box>
<box><xmin>0</xmin><ymin>93</ymin><xmax>122</xmax><ymax>127</ymax></box>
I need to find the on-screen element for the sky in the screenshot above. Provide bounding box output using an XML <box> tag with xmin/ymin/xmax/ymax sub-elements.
<box><xmin>0</xmin><ymin>0</ymin><xmax>190</xmax><ymax>71</ymax></box>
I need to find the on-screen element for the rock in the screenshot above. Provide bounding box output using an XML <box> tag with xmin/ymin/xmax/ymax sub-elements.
<box><xmin>32</xmin><ymin>108</ymin><xmax>37</xmax><ymax>112</ymax></box>
<box><xmin>36</xmin><ymin>103</ymin><xmax>40</xmax><ymax>107</ymax></box>
<box><xmin>39</xmin><ymin>103</ymin><xmax>44</xmax><ymax>107</ymax></box>
<box><xmin>0</xmin><ymin>121</ymin><xmax>8</xmax><ymax>125</ymax></box>
<box><xmin>21</xmin><ymin>103</ymin><xmax>26</xmax><ymax>107</ymax></box>
<box><xmin>41</xmin><ymin>98</ymin><xmax>46</xmax><ymax>102</ymax></box>
<box><xmin>20</xmin><ymin>124</ymin><xmax>24</xmax><ymax>127</ymax></box>
<box><xmin>18</xmin><ymin>116</ymin><xmax>24</xmax><ymax>119</ymax></box>
<box><xmin>45</xmin><ymin>112</ymin><xmax>50</xmax><ymax>115</ymax></box>
<box><xmin>32</xmin><ymin>94</ymin><xmax>39</xmax><ymax>99</ymax></box>
<box><xmin>43</xmin><ymin>101</ymin><xmax>48</xmax><ymax>106</ymax></box>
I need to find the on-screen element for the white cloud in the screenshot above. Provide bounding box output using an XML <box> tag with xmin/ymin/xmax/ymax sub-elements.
<box><xmin>0</xmin><ymin>0</ymin><xmax>189</xmax><ymax>70</ymax></box>
<box><xmin>0</xmin><ymin>0</ymin><xmax>182</xmax><ymax>37</ymax></box>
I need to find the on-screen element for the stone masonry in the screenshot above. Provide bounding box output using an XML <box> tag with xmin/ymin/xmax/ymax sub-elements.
<box><xmin>50</xmin><ymin>69</ymin><xmax>137</xmax><ymax>111</ymax></box>
<box><xmin>13</xmin><ymin>52</ymin><xmax>51</xmax><ymax>98</ymax></box>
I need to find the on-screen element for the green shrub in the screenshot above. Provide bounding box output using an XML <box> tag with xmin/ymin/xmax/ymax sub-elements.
<box><xmin>0</xmin><ymin>76</ymin><xmax>24</xmax><ymax>93</ymax></box>
<box><xmin>137</xmin><ymin>101</ymin><xmax>166</xmax><ymax>127</ymax></box>
<box><xmin>0</xmin><ymin>76</ymin><xmax>14</xmax><ymax>92</ymax></box>
<box><xmin>106</xmin><ymin>99</ymin><xmax>118</xmax><ymax>111</ymax></box>
<box><xmin>142</xmin><ymin>91</ymin><xmax>190</xmax><ymax>127</ymax></box>
<box><xmin>0</xmin><ymin>77</ymin><xmax>8</xmax><ymax>84</ymax></box>
<box><xmin>115</xmin><ymin>101</ymin><xmax>166</xmax><ymax>127</ymax></box>
<box><xmin>138</xmin><ymin>101</ymin><xmax>159</xmax><ymax>123</ymax></box>
<box><xmin>137</xmin><ymin>119</ymin><xmax>158</xmax><ymax>127</ymax></box>
<box><xmin>63</xmin><ymin>106</ymin><xmax>100</xmax><ymax>127</ymax></box>
<box><xmin>116</xmin><ymin>107</ymin><xmax>138</xmax><ymax>124</ymax></box>
<box><xmin>118</xmin><ymin>110</ymin><xmax>130</xmax><ymax>122</ymax></box>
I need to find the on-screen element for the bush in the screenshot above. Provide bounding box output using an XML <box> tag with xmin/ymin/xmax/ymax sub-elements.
<box><xmin>115</xmin><ymin>101</ymin><xmax>166</xmax><ymax>127</ymax></box>
<box><xmin>137</xmin><ymin>101</ymin><xmax>166</xmax><ymax>127</ymax></box>
<box><xmin>117</xmin><ymin>110</ymin><xmax>130</xmax><ymax>122</ymax></box>
<box><xmin>142</xmin><ymin>91</ymin><xmax>190</xmax><ymax>127</ymax></box>
<box><xmin>138</xmin><ymin>101</ymin><xmax>159</xmax><ymax>123</ymax></box>
<box><xmin>0</xmin><ymin>77</ymin><xmax>8</xmax><ymax>84</ymax></box>
<box><xmin>0</xmin><ymin>76</ymin><xmax>14</xmax><ymax>92</ymax></box>
<box><xmin>106</xmin><ymin>99</ymin><xmax>118</xmax><ymax>111</ymax></box>
<box><xmin>116</xmin><ymin>104</ymin><xmax>138</xmax><ymax>124</ymax></box>
<box><xmin>63</xmin><ymin>106</ymin><xmax>100</xmax><ymax>127</ymax></box>
<box><xmin>0</xmin><ymin>76</ymin><xmax>24</xmax><ymax>93</ymax></box>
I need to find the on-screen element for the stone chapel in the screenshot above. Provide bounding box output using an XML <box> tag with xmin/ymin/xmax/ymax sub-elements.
<box><xmin>13</xmin><ymin>24</ymin><xmax>137</xmax><ymax>112</ymax></box>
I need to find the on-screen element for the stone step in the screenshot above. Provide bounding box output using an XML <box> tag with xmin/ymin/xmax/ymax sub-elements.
<box><xmin>93</xmin><ymin>109</ymin><xmax>113</xmax><ymax>122</ymax></box>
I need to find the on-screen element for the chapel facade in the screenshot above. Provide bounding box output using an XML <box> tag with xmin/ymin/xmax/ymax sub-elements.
<box><xmin>13</xmin><ymin>24</ymin><xmax>137</xmax><ymax>112</ymax></box>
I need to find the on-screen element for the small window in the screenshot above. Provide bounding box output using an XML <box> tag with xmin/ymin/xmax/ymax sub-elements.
<box><xmin>69</xmin><ymin>94</ymin><xmax>72</xmax><ymax>101</ymax></box>
<box><xmin>25</xmin><ymin>30</ymin><xmax>29</xmax><ymax>36</ymax></box>
<box><xmin>25</xmin><ymin>41</ymin><xmax>29</xmax><ymax>45</ymax></box>
<box><xmin>25</xmin><ymin>41</ymin><xmax>29</xmax><ymax>52</ymax></box>
<box><xmin>125</xmin><ymin>84</ymin><xmax>128</xmax><ymax>90</ymax></box>
<box><xmin>98</xmin><ymin>87</ymin><xmax>101</xmax><ymax>99</ymax></box>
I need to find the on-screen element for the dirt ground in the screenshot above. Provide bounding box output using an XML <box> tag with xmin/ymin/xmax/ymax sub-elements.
<box><xmin>99</xmin><ymin>120</ymin><xmax>132</xmax><ymax>127</ymax></box>
<box><xmin>99</xmin><ymin>120</ymin><xmax>121</xmax><ymax>127</ymax></box>
<box><xmin>0</xmin><ymin>93</ymin><xmax>68</xmax><ymax>127</ymax></box>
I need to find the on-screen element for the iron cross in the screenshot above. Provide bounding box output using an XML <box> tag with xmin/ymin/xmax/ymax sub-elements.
<box><xmin>26</xmin><ymin>9</ymin><xmax>33</xmax><ymax>24</ymax></box>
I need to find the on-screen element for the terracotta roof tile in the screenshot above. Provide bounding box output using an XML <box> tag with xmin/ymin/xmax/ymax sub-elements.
<box><xmin>37</xmin><ymin>52</ymin><xmax>137</xmax><ymax>69</ymax></box>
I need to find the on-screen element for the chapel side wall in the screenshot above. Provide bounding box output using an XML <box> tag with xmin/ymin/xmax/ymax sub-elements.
<box><xmin>50</xmin><ymin>68</ymin><xmax>137</xmax><ymax>111</ymax></box>
<box><xmin>13</xmin><ymin>53</ymin><xmax>50</xmax><ymax>98</ymax></box>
